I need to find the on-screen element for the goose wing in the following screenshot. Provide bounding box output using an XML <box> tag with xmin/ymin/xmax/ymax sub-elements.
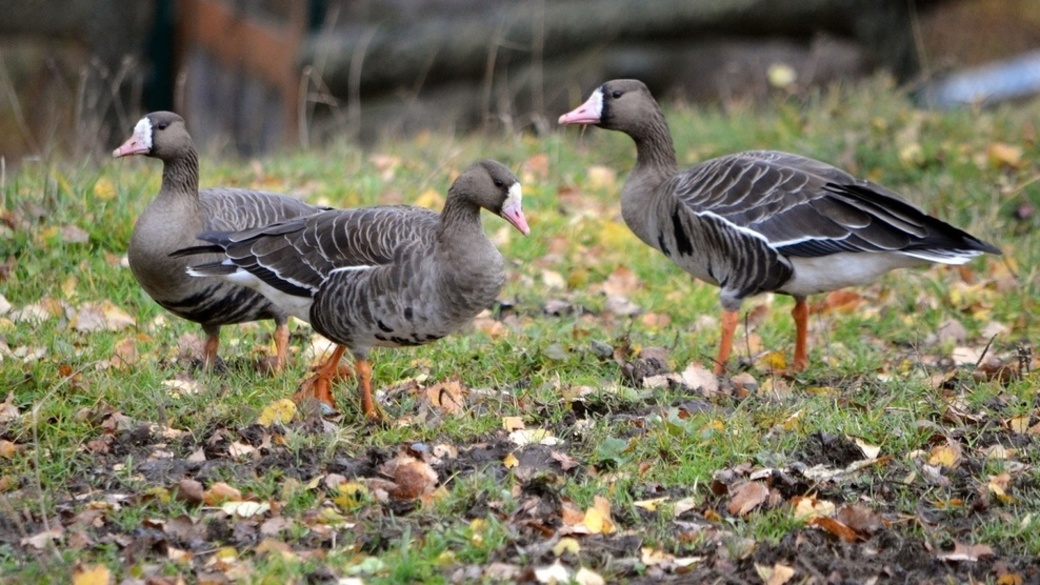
<box><xmin>670</xmin><ymin>150</ymin><xmax>998</xmax><ymax>261</ymax></box>
<box><xmin>187</xmin><ymin>205</ymin><xmax>439</xmax><ymax>299</ymax></box>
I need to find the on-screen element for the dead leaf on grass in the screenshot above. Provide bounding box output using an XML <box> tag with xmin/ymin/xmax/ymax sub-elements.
<box><xmin>509</xmin><ymin>428</ymin><xmax>562</xmax><ymax>446</ymax></box>
<box><xmin>755</xmin><ymin>562</ymin><xmax>795</xmax><ymax>585</ymax></box>
<box><xmin>502</xmin><ymin>416</ymin><xmax>525</xmax><ymax>431</ymax></box>
<box><xmin>928</xmin><ymin>440</ymin><xmax>963</xmax><ymax>468</ymax></box>
<box><xmin>203</xmin><ymin>482</ymin><xmax>242</xmax><ymax>505</ymax></box>
<box><xmin>71</xmin><ymin>563</ymin><xmax>112</xmax><ymax>585</ymax></box>
<box><xmin>574</xmin><ymin>567</ymin><xmax>606</xmax><ymax>585</ymax></box>
<box><xmin>727</xmin><ymin>481</ymin><xmax>769</xmax><ymax>516</ymax></box>
<box><xmin>221</xmin><ymin>501</ymin><xmax>270</xmax><ymax>518</ymax></box>
<box><xmin>379</xmin><ymin>453</ymin><xmax>439</xmax><ymax>500</ymax></box>
<box><xmin>811</xmin><ymin>516</ymin><xmax>859</xmax><ymax>543</ymax></box>
<box><xmin>835</xmin><ymin>504</ymin><xmax>884</xmax><ymax>537</ymax></box>
<box><xmin>936</xmin><ymin>541</ymin><xmax>995</xmax><ymax>562</ymax></box>
<box><xmin>257</xmin><ymin>399</ymin><xmax>297</xmax><ymax>426</ymax></box>
<box><xmin>21</xmin><ymin>526</ymin><xmax>64</xmax><ymax>549</ymax></box>
<box><xmin>71</xmin><ymin>300</ymin><xmax>135</xmax><ymax>332</ymax></box>
<box><xmin>792</xmin><ymin>495</ymin><xmax>836</xmax><ymax>521</ymax></box>
<box><xmin>425</xmin><ymin>379</ymin><xmax>466</xmax><ymax>414</ymax></box>
<box><xmin>534</xmin><ymin>559</ymin><xmax>572</xmax><ymax>584</ymax></box>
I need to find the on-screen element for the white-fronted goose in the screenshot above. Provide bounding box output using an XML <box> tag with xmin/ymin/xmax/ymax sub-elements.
<box><xmin>178</xmin><ymin>160</ymin><xmax>530</xmax><ymax>418</ymax></box>
<box><xmin>559</xmin><ymin>79</ymin><xmax>1000</xmax><ymax>374</ymax></box>
<box><xmin>113</xmin><ymin>112</ymin><xmax>329</xmax><ymax>371</ymax></box>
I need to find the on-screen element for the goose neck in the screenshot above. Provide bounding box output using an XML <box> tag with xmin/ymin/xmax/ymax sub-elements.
<box><xmin>161</xmin><ymin>148</ymin><xmax>201</xmax><ymax>197</ymax></box>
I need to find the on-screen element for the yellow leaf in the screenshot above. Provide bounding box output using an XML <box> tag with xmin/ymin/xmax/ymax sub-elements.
<box><xmin>72</xmin><ymin>563</ymin><xmax>112</xmax><ymax>585</ymax></box>
<box><xmin>583</xmin><ymin>506</ymin><xmax>606</xmax><ymax>534</ymax></box>
<box><xmin>502</xmin><ymin>416</ymin><xmax>525</xmax><ymax>431</ymax></box>
<box><xmin>792</xmin><ymin>496</ymin><xmax>836</xmax><ymax>521</ymax></box>
<box><xmin>852</xmin><ymin>437</ymin><xmax>882</xmax><ymax>460</ymax></box>
<box><xmin>574</xmin><ymin>567</ymin><xmax>606</xmax><ymax>585</ymax></box>
<box><xmin>413</xmin><ymin>188</ymin><xmax>444</xmax><ymax>210</ymax></box>
<box><xmin>221</xmin><ymin>501</ymin><xmax>270</xmax><ymax>518</ymax></box>
<box><xmin>502</xmin><ymin>452</ymin><xmax>519</xmax><ymax>468</ymax></box>
<box><xmin>333</xmin><ymin>481</ymin><xmax>369</xmax><ymax>511</ymax></box>
<box><xmin>552</xmin><ymin>537</ymin><xmax>581</xmax><ymax>556</ymax></box>
<box><xmin>928</xmin><ymin>442</ymin><xmax>962</xmax><ymax>468</ymax></box>
<box><xmin>1008</xmin><ymin>415</ymin><xmax>1030</xmax><ymax>434</ymax></box>
<box><xmin>987</xmin><ymin>142</ymin><xmax>1023</xmax><ymax>168</ymax></box>
<box><xmin>633</xmin><ymin>496</ymin><xmax>668</xmax><ymax>512</ymax></box>
<box><xmin>583</xmin><ymin>496</ymin><xmax>615</xmax><ymax>535</ymax></box>
<box><xmin>508</xmin><ymin>428</ymin><xmax>561</xmax><ymax>446</ymax></box>
<box><xmin>586</xmin><ymin>165</ymin><xmax>616</xmax><ymax>190</ymax></box>
<box><xmin>755</xmin><ymin>351</ymin><xmax>787</xmax><ymax>372</ymax></box>
<box><xmin>257</xmin><ymin>399</ymin><xmax>297</xmax><ymax>427</ymax></box>
<box><xmin>767</xmin><ymin>63</ymin><xmax>797</xmax><ymax>88</ymax></box>
<box><xmin>93</xmin><ymin>177</ymin><xmax>117</xmax><ymax>200</ymax></box>
<box><xmin>755</xmin><ymin>562</ymin><xmax>796</xmax><ymax>585</ymax></box>
<box><xmin>62</xmin><ymin>276</ymin><xmax>79</xmax><ymax>299</ymax></box>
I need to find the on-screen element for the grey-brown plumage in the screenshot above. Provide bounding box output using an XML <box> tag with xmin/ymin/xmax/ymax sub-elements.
<box><xmin>559</xmin><ymin>79</ymin><xmax>1000</xmax><ymax>373</ymax></box>
<box><xmin>180</xmin><ymin>159</ymin><xmax>530</xmax><ymax>417</ymax></box>
<box><xmin>113</xmin><ymin>111</ymin><xmax>329</xmax><ymax>370</ymax></box>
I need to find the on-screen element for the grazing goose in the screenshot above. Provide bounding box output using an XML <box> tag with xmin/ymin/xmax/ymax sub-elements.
<box><xmin>559</xmin><ymin>79</ymin><xmax>1000</xmax><ymax>374</ymax></box>
<box><xmin>113</xmin><ymin>111</ymin><xmax>329</xmax><ymax>371</ymax></box>
<box><xmin>177</xmin><ymin>160</ymin><xmax>530</xmax><ymax>418</ymax></box>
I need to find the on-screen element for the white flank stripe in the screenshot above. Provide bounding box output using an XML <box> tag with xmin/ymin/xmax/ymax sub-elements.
<box><xmin>329</xmin><ymin>264</ymin><xmax>374</xmax><ymax>276</ymax></box>
<box><xmin>696</xmin><ymin>210</ymin><xmax>771</xmax><ymax>244</ymax></box>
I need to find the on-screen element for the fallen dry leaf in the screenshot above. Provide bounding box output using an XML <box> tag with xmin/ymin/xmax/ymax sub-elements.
<box><xmin>552</xmin><ymin>536</ymin><xmax>581</xmax><ymax>556</ymax></box>
<box><xmin>71</xmin><ymin>563</ymin><xmax>112</xmax><ymax>585</ymax></box>
<box><xmin>727</xmin><ymin>481</ymin><xmax>769</xmax><ymax>516</ymax></box>
<box><xmin>811</xmin><ymin>516</ymin><xmax>859</xmax><ymax>542</ymax></box>
<box><xmin>792</xmin><ymin>495</ymin><xmax>836</xmax><ymax>521</ymax></box>
<box><xmin>755</xmin><ymin>562</ymin><xmax>795</xmax><ymax>585</ymax></box>
<box><xmin>425</xmin><ymin>379</ymin><xmax>466</xmax><ymax>414</ymax></box>
<box><xmin>534</xmin><ymin>559</ymin><xmax>572</xmax><ymax>584</ymax></box>
<box><xmin>502</xmin><ymin>416</ymin><xmax>525</xmax><ymax>431</ymax></box>
<box><xmin>257</xmin><ymin>399</ymin><xmax>297</xmax><ymax>426</ymax></box>
<box><xmin>380</xmin><ymin>454</ymin><xmax>438</xmax><ymax>500</ymax></box>
<box><xmin>987</xmin><ymin>142</ymin><xmax>1023</xmax><ymax>168</ymax></box>
<box><xmin>937</xmin><ymin>541</ymin><xmax>995</xmax><ymax>562</ymax></box>
<box><xmin>928</xmin><ymin>441</ymin><xmax>963</xmax><ymax>469</ymax></box>
<box><xmin>835</xmin><ymin>504</ymin><xmax>884</xmax><ymax>537</ymax></box>
<box><xmin>21</xmin><ymin>526</ymin><xmax>64</xmax><ymax>549</ymax></box>
<box><xmin>509</xmin><ymin>428</ymin><xmax>562</xmax><ymax>446</ymax></box>
<box><xmin>574</xmin><ymin>567</ymin><xmax>606</xmax><ymax>585</ymax></box>
<box><xmin>174</xmin><ymin>478</ymin><xmax>204</xmax><ymax>504</ymax></box>
<box><xmin>203</xmin><ymin>482</ymin><xmax>242</xmax><ymax>505</ymax></box>
<box><xmin>221</xmin><ymin>501</ymin><xmax>270</xmax><ymax>518</ymax></box>
<box><xmin>71</xmin><ymin>300</ymin><xmax>135</xmax><ymax>333</ymax></box>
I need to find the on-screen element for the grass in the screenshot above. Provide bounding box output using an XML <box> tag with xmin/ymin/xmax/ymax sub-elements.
<box><xmin>2</xmin><ymin>75</ymin><xmax>1040</xmax><ymax>583</ymax></box>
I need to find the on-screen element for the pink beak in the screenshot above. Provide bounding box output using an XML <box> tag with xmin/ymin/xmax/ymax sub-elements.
<box><xmin>558</xmin><ymin>93</ymin><xmax>602</xmax><ymax>125</ymax></box>
<box><xmin>112</xmin><ymin>136</ymin><xmax>150</xmax><ymax>158</ymax></box>
<box><xmin>501</xmin><ymin>203</ymin><xmax>530</xmax><ymax>236</ymax></box>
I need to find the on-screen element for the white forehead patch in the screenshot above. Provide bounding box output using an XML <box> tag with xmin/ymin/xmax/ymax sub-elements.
<box><xmin>134</xmin><ymin>117</ymin><xmax>153</xmax><ymax>151</ymax></box>
<box><xmin>587</xmin><ymin>88</ymin><xmax>604</xmax><ymax>117</ymax></box>
<box><xmin>505</xmin><ymin>182</ymin><xmax>522</xmax><ymax>208</ymax></box>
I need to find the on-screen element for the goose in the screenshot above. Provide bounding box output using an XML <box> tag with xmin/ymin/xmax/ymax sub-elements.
<box><xmin>558</xmin><ymin>79</ymin><xmax>1000</xmax><ymax>374</ymax></box>
<box><xmin>113</xmin><ymin>111</ymin><xmax>329</xmax><ymax>372</ymax></box>
<box><xmin>176</xmin><ymin>160</ymin><xmax>530</xmax><ymax>418</ymax></box>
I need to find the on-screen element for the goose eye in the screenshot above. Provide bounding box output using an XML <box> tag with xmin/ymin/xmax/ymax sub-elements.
<box><xmin>493</xmin><ymin>179</ymin><xmax>504</xmax><ymax>187</ymax></box>
<box><xmin>156</xmin><ymin>122</ymin><xmax>168</xmax><ymax>130</ymax></box>
<box><xmin>611</xmin><ymin>90</ymin><xmax>623</xmax><ymax>99</ymax></box>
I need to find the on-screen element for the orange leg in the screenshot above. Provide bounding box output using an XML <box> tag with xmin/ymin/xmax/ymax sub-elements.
<box><xmin>271</xmin><ymin>322</ymin><xmax>289</xmax><ymax>373</ymax></box>
<box><xmin>293</xmin><ymin>345</ymin><xmax>346</xmax><ymax>411</ymax></box>
<box><xmin>791</xmin><ymin>298</ymin><xmax>809</xmax><ymax>372</ymax></box>
<box><xmin>355</xmin><ymin>358</ymin><xmax>379</xmax><ymax>420</ymax></box>
<box><xmin>202</xmin><ymin>327</ymin><xmax>220</xmax><ymax>370</ymax></box>
<box><xmin>714</xmin><ymin>310</ymin><xmax>739</xmax><ymax>375</ymax></box>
